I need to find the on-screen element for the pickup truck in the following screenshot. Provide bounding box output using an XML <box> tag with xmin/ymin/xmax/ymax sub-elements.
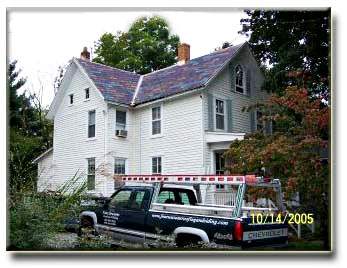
<box><xmin>79</xmin><ymin>176</ymin><xmax>288</xmax><ymax>249</ymax></box>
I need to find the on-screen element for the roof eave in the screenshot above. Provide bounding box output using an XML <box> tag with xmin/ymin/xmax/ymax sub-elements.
<box><xmin>203</xmin><ymin>42</ymin><xmax>248</xmax><ymax>88</ymax></box>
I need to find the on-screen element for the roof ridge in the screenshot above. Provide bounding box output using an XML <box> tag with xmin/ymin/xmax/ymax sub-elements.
<box><xmin>76</xmin><ymin>58</ymin><xmax>140</xmax><ymax>77</ymax></box>
<box><xmin>131</xmin><ymin>75</ymin><xmax>144</xmax><ymax>106</ymax></box>
<box><xmin>142</xmin><ymin>42</ymin><xmax>246</xmax><ymax>77</ymax></box>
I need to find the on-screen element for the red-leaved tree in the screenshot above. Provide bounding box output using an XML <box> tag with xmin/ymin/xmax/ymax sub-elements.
<box><xmin>225</xmin><ymin>86</ymin><xmax>330</xmax><ymax>248</ymax></box>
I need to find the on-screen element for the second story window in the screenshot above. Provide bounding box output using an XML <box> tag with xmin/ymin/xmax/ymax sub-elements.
<box><xmin>152</xmin><ymin>157</ymin><xmax>162</xmax><ymax>175</ymax></box>
<box><xmin>235</xmin><ymin>65</ymin><xmax>244</xmax><ymax>94</ymax></box>
<box><xmin>85</xmin><ymin>88</ymin><xmax>90</xmax><ymax>99</ymax></box>
<box><xmin>88</xmin><ymin>110</ymin><xmax>96</xmax><ymax>138</ymax></box>
<box><xmin>69</xmin><ymin>94</ymin><xmax>74</xmax><ymax>105</ymax></box>
<box><xmin>215</xmin><ymin>99</ymin><xmax>225</xmax><ymax>130</ymax></box>
<box><xmin>116</xmin><ymin>110</ymin><xmax>126</xmax><ymax>130</ymax></box>
<box><xmin>152</xmin><ymin>106</ymin><xmax>161</xmax><ymax>135</ymax></box>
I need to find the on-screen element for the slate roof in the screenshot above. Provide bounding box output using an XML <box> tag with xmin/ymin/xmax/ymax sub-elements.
<box><xmin>76</xmin><ymin>58</ymin><xmax>140</xmax><ymax>105</ymax></box>
<box><xmin>76</xmin><ymin>42</ymin><xmax>245</xmax><ymax>106</ymax></box>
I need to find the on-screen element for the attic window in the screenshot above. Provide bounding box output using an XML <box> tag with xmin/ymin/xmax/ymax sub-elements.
<box><xmin>85</xmin><ymin>88</ymin><xmax>90</xmax><ymax>99</ymax></box>
<box><xmin>69</xmin><ymin>94</ymin><xmax>74</xmax><ymax>105</ymax></box>
<box><xmin>235</xmin><ymin>65</ymin><xmax>244</xmax><ymax>94</ymax></box>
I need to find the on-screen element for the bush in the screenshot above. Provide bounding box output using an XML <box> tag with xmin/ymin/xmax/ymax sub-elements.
<box><xmin>8</xmin><ymin>176</ymin><xmax>88</xmax><ymax>250</ymax></box>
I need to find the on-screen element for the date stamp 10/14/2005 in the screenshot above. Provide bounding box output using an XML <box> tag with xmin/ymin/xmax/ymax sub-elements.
<box><xmin>250</xmin><ymin>213</ymin><xmax>314</xmax><ymax>225</ymax></box>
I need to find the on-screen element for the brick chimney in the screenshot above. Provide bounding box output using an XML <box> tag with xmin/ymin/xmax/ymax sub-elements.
<box><xmin>178</xmin><ymin>43</ymin><xmax>190</xmax><ymax>65</ymax></box>
<box><xmin>80</xmin><ymin>47</ymin><xmax>90</xmax><ymax>61</ymax></box>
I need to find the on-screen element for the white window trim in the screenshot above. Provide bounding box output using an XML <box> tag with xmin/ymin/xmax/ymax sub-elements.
<box><xmin>86</xmin><ymin>108</ymin><xmax>97</xmax><ymax>141</ymax></box>
<box><xmin>114</xmin><ymin>157</ymin><xmax>128</xmax><ymax>175</ymax></box>
<box><xmin>235</xmin><ymin>64</ymin><xmax>246</xmax><ymax>95</ymax></box>
<box><xmin>115</xmin><ymin>109</ymin><xmax>127</xmax><ymax>131</ymax></box>
<box><xmin>84</xmin><ymin>88</ymin><xmax>90</xmax><ymax>101</ymax></box>
<box><xmin>213</xmin><ymin>97</ymin><xmax>227</xmax><ymax>132</ymax></box>
<box><xmin>151</xmin><ymin>156</ymin><xmax>163</xmax><ymax>175</ymax></box>
<box><xmin>86</xmin><ymin>157</ymin><xmax>96</xmax><ymax>192</ymax></box>
<box><xmin>150</xmin><ymin>103</ymin><xmax>163</xmax><ymax>138</ymax></box>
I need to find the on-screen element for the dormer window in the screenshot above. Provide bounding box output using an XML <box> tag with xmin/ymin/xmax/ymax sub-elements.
<box><xmin>235</xmin><ymin>65</ymin><xmax>244</xmax><ymax>94</ymax></box>
<box><xmin>69</xmin><ymin>94</ymin><xmax>74</xmax><ymax>105</ymax></box>
<box><xmin>85</xmin><ymin>88</ymin><xmax>90</xmax><ymax>99</ymax></box>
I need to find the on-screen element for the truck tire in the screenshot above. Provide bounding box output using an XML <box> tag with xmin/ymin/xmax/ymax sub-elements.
<box><xmin>78</xmin><ymin>216</ymin><xmax>97</xmax><ymax>238</ymax></box>
<box><xmin>175</xmin><ymin>233</ymin><xmax>203</xmax><ymax>248</ymax></box>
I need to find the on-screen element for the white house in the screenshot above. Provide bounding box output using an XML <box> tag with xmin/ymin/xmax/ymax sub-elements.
<box><xmin>34</xmin><ymin>42</ymin><xmax>269</xmax><ymax>198</ymax></box>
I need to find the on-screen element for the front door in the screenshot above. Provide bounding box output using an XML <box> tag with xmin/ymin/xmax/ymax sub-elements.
<box><xmin>215</xmin><ymin>151</ymin><xmax>226</xmax><ymax>175</ymax></box>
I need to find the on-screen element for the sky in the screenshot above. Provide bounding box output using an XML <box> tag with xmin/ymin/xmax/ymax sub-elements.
<box><xmin>8</xmin><ymin>9</ymin><xmax>249</xmax><ymax>107</ymax></box>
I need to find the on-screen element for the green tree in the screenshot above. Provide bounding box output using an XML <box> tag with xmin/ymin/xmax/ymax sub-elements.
<box><xmin>8</xmin><ymin>61</ymin><xmax>53</xmax><ymax>192</ymax></box>
<box><xmin>239</xmin><ymin>9</ymin><xmax>331</xmax><ymax>101</ymax></box>
<box><xmin>225</xmin><ymin>86</ymin><xmax>330</xmax><ymax>248</ymax></box>
<box><xmin>8</xmin><ymin>60</ymin><xmax>27</xmax><ymax>129</ymax></box>
<box><xmin>93</xmin><ymin>16</ymin><xmax>180</xmax><ymax>74</ymax></box>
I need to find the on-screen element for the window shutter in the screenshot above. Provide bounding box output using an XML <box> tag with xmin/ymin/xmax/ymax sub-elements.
<box><xmin>230</xmin><ymin>64</ymin><xmax>235</xmax><ymax>92</ymax></box>
<box><xmin>207</xmin><ymin>93</ymin><xmax>214</xmax><ymax>131</ymax></box>
<box><xmin>250</xmin><ymin>110</ymin><xmax>256</xmax><ymax>133</ymax></box>
<box><xmin>265</xmin><ymin>120</ymin><xmax>272</xmax><ymax>135</ymax></box>
<box><xmin>246</xmin><ymin>69</ymin><xmax>251</xmax><ymax>96</ymax></box>
<box><xmin>226</xmin><ymin>99</ymin><xmax>233</xmax><ymax>133</ymax></box>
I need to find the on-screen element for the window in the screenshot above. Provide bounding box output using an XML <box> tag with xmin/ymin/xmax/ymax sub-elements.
<box><xmin>88</xmin><ymin>110</ymin><xmax>96</xmax><ymax>138</ymax></box>
<box><xmin>179</xmin><ymin>192</ymin><xmax>190</xmax><ymax>205</ymax></box>
<box><xmin>235</xmin><ymin>65</ymin><xmax>244</xmax><ymax>94</ymax></box>
<box><xmin>114</xmin><ymin>158</ymin><xmax>126</xmax><ymax>175</ymax></box>
<box><xmin>116</xmin><ymin>110</ymin><xmax>126</xmax><ymax>130</ymax></box>
<box><xmin>129</xmin><ymin>190</ymin><xmax>146</xmax><ymax>210</ymax></box>
<box><xmin>256</xmin><ymin>110</ymin><xmax>263</xmax><ymax>131</ymax></box>
<box><xmin>157</xmin><ymin>190</ymin><xmax>175</xmax><ymax>204</ymax></box>
<box><xmin>152</xmin><ymin>106</ymin><xmax>161</xmax><ymax>135</ymax></box>
<box><xmin>85</xmin><ymin>88</ymin><xmax>90</xmax><ymax>99</ymax></box>
<box><xmin>215</xmin><ymin>99</ymin><xmax>225</xmax><ymax>130</ymax></box>
<box><xmin>69</xmin><ymin>94</ymin><xmax>74</xmax><ymax>105</ymax></box>
<box><xmin>109</xmin><ymin>190</ymin><xmax>132</xmax><ymax>209</ymax></box>
<box><xmin>87</xmin><ymin>158</ymin><xmax>95</xmax><ymax>190</ymax></box>
<box><xmin>152</xmin><ymin>157</ymin><xmax>162</xmax><ymax>174</ymax></box>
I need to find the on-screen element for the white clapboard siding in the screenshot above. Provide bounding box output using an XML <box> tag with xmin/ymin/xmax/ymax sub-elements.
<box><xmin>105</xmin><ymin>105</ymin><xmax>134</xmax><ymax>196</ymax></box>
<box><xmin>37</xmin><ymin>150</ymin><xmax>54</xmax><ymax>192</ymax></box>
<box><xmin>132</xmin><ymin>92</ymin><xmax>204</xmax><ymax>175</ymax></box>
<box><xmin>53</xmin><ymin>65</ymin><xmax>107</xmax><ymax>194</ymax></box>
<box><xmin>203</xmin><ymin>46</ymin><xmax>267</xmax><ymax>172</ymax></box>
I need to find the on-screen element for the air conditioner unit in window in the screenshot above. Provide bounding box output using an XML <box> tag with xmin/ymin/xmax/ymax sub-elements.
<box><xmin>115</xmin><ymin>129</ymin><xmax>127</xmax><ymax>138</ymax></box>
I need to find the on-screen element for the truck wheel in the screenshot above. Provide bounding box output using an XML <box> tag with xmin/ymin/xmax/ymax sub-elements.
<box><xmin>176</xmin><ymin>234</ymin><xmax>202</xmax><ymax>248</ymax></box>
<box><xmin>78</xmin><ymin>217</ymin><xmax>97</xmax><ymax>238</ymax></box>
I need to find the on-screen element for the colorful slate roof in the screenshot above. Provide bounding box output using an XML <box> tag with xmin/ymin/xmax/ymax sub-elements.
<box><xmin>136</xmin><ymin>43</ymin><xmax>244</xmax><ymax>104</ymax></box>
<box><xmin>76</xmin><ymin>42</ymin><xmax>245</xmax><ymax>106</ymax></box>
<box><xmin>76</xmin><ymin>58</ymin><xmax>140</xmax><ymax>105</ymax></box>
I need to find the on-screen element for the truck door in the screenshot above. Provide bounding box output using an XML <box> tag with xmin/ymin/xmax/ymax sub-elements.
<box><xmin>102</xmin><ymin>188</ymin><xmax>150</xmax><ymax>243</ymax></box>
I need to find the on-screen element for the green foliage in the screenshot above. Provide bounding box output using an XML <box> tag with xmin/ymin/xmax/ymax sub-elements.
<box><xmin>8</xmin><ymin>175</ymin><xmax>89</xmax><ymax>250</ymax></box>
<box><xmin>93</xmin><ymin>16</ymin><xmax>180</xmax><ymax>74</ymax></box>
<box><xmin>240</xmin><ymin>9</ymin><xmax>331</xmax><ymax>100</ymax></box>
<box><xmin>9</xmin><ymin>129</ymin><xmax>43</xmax><ymax>193</ymax></box>
<box><xmin>225</xmin><ymin>86</ymin><xmax>330</xmax><ymax>247</ymax></box>
<box><xmin>8</xmin><ymin>60</ymin><xmax>53</xmax><ymax>193</ymax></box>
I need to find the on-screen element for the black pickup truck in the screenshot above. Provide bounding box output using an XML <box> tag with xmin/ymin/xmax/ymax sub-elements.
<box><xmin>79</xmin><ymin>179</ymin><xmax>288</xmax><ymax>249</ymax></box>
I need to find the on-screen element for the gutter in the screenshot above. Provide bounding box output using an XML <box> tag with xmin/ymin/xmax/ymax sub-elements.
<box><xmin>32</xmin><ymin>148</ymin><xmax>53</xmax><ymax>164</ymax></box>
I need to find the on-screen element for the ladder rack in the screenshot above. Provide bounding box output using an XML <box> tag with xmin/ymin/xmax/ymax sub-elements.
<box><xmin>115</xmin><ymin>174</ymin><xmax>280</xmax><ymax>187</ymax></box>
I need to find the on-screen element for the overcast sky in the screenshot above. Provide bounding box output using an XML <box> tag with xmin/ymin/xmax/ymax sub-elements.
<box><xmin>8</xmin><ymin>9</ymin><xmax>249</xmax><ymax>107</ymax></box>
